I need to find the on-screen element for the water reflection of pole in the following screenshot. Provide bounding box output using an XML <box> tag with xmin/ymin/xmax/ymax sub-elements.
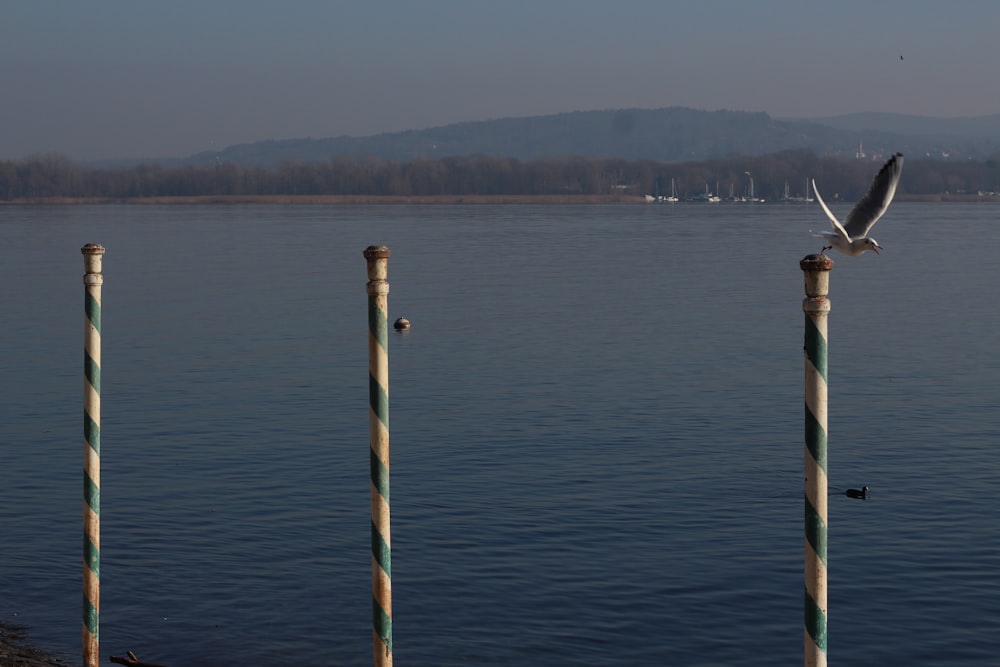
<box><xmin>364</xmin><ymin>245</ymin><xmax>393</xmax><ymax>667</ymax></box>
<box><xmin>801</xmin><ymin>254</ymin><xmax>831</xmax><ymax>667</ymax></box>
<box><xmin>81</xmin><ymin>243</ymin><xmax>105</xmax><ymax>667</ymax></box>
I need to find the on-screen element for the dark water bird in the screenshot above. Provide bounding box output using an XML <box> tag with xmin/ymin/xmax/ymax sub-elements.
<box><xmin>812</xmin><ymin>152</ymin><xmax>904</xmax><ymax>256</ymax></box>
<box><xmin>393</xmin><ymin>316</ymin><xmax>411</xmax><ymax>331</ymax></box>
<box><xmin>845</xmin><ymin>486</ymin><xmax>870</xmax><ymax>499</ymax></box>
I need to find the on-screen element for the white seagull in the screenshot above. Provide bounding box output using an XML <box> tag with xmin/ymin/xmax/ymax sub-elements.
<box><xmin>812</xmin><ymin>152</ymin><xmax>904</xmax><ymax>256</ymax></box>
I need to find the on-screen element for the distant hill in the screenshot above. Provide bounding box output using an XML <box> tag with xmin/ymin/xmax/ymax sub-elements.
<box><xmin>141</xmin><ymin>107</ymin><xmax>1000</xmax><ymax>169</ymax></box>
<box><xmin>782</xmin><ymin>112</ymin><xmax>1000</xmax><ymax>137</ymax></box>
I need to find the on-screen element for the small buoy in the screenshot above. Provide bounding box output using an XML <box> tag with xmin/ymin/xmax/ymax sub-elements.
<box><xmin>845</xmin><ymin>486</ymin><xmax>870</xmax><ymax>499</ymax></box>
<box><xmin>393</xmin><ymin>317</ymin><xmax>411</xmax><ymax>331</ymax></box>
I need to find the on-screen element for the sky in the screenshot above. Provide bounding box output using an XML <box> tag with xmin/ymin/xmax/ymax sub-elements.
<box><xmin>3</xmin><ymin>0</ymin><xmax>999</xmax><ymax>161</ymax></box>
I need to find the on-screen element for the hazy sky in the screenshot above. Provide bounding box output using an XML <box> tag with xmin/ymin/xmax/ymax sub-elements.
<box><xmin>3</xmin><ymin>1</ymin><xmax>999</xmax><ymax>160</ymax></box>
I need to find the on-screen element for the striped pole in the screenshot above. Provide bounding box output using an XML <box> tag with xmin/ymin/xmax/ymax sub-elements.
<box><xmin>364</xmin><ymin>245</ymin><xmax>393</xmax><ymax>667</ymax></box>
<box><xmin>81</xmin><ymin>243</ymin><xmax>105</xmax><ymax>667</ymax></box>
<box><xmin>801</xmin><ymin>254</ymin><xmax>832</xmax><ymax>667</ymax></box>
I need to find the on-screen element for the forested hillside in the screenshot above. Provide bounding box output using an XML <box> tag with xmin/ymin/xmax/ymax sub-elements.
<box><xmin>4</xmin><ymin>150</ymin><xmax>1000</xmax><ymax>201</ymax></box>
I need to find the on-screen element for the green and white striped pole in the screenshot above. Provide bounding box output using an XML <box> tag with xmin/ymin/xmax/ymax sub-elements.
<box><xmin>364</xmin><ymin>245</ymin><xmax>393</xmax><ymax>667</ymax></box>
<box><xmin>801</xmin><ymin>254</ymin><xmax>832</xmax><ymax>667</ymax></box>
<box><xmin>81</xmin><ymin>243</ymin><xmax>105</xmax><ymax>667</ymax></box>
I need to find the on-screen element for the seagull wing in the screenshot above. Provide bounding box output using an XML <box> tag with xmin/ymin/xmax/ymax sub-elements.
<box><xmin>843</xmin><ymin>152</ymin><xmax>904</xmax><ymax>238</ymax></box>
<box><xmin>812</xmin><ymin>179</ymin><xmax>851</xmax><ymax>243</ymax></box>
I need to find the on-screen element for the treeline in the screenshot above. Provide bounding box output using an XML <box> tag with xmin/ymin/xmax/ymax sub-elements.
<box><xmin>3</xmin><ymin>150</ymin><xmax>1000</xmax><ymax>201</ymax></box>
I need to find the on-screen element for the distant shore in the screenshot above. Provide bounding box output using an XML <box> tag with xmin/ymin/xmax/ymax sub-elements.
<box><xmin>0</xmin><ymin>622</ymin><xmax>69</xmax><ymax>667</ymax></box>
<box><xmin>0</xmin><ymin>194</ymin><xmax>644</xmax><ymax>205</ymax></box>
<box><xmin>1</xmin><ymin>193</ymin><xmax>996</xmax><ymax>205</ymax></box>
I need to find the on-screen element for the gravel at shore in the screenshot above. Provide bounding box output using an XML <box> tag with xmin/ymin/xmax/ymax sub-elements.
<box><xmin>0</xmin><ymin>622</ymin><xmax>70</xmax><ymax>667</ymax></box>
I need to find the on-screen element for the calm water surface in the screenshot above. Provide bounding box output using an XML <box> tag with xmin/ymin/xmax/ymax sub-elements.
<box><xmin>3</xmin><ymin>202</ymin><xmax>999</xmax><ymax>666</ymax></box>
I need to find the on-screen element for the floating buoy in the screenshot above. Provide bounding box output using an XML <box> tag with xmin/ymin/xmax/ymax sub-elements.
<box><xmin>393</xmin><ymin>317</ymin><xmax>411</xmax><ymax>331</ymax></box>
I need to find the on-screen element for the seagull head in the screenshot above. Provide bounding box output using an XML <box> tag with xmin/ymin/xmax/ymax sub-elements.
<box><xmin>836</xmin><ymin>236</ymin><xmax>884</xmax><ymax>256</ymax></box>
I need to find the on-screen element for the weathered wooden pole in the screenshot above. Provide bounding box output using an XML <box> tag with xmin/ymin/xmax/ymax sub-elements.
<box><xmin>82</xmin><ymin>243</ymin><xmax>105</xmax><ymax>667</ymax></box>
<box><xmin>801</xmin><ymin>253</ymin><xmax>832</xmax><ymax>667</ymax></box>
<box><xmin>364</xmin><ymin>245</ymin><xmax>393</xmax><ymax>667</ymax></box>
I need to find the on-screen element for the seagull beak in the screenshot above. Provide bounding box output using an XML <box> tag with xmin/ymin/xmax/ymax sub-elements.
<box><xmin>872</xmin><ymin>243</ymin><xmax>882</xmax><ymax>255</ymax></box>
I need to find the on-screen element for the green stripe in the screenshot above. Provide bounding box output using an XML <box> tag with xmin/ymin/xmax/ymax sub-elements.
<box><xmin>84</xmin><ymin>351</ymin><xmax>101</xmax><ymax>394</ymax></box>
<box><xmin>804</xmin><ymin>496</ymin><xmax>828</xmax><ymax>565</ymax></box>
<box><xmin>370</xmin><ymin>449</ymin><xmax>390</xmax><ymax>503</ymax></box>
<box><xmin>83</xmin><ymin>601</ymin><xmax>99</xmax><ymax>637</ymax></box>
<box><xmin>372</xmin><ymin>598</ymin><xmax>393</xmax><ymax>653</ymax></box>
<box><xmin>371</xmin><ymin>520</ymin><xmax>392</xmax><ymax>577</ymax></box>
<box><xmin>83</xmin><ymin>596</ymin><xmax>99</xmax><ymax>636</ymax></box>
<box><xmin>804</xmin><ymin>588</ymin><xmax>828</xmax><ymax>652</ymax></box>
<box><xmin>368</xmin><ymin>297</ymin><xmax>387</xmax><ymax>347</ymax></box>
<box><xmin>804</xmin><ymin>403</ymin><xmax>827</xmax><ymax>474</ymax></box>
<box><xmin>85</xmin><ymin>292</ymin><xmax>102</xmax><ymax>332</ymax></box>
<box><xmin>369</xmin><ymin>374</ymin><xmax>388</xmax><ymax>429</ymax></box>
<box><xmin>84</xmin><ymin>534</ymin><xmax>100</xmax><ymax>577</ymax></box>
<box><xmin>84</xmin><ymin>413</ymin><xmax>100</xmax><ymax>456</ymax></box>
<box><xmin>84</xmin><ymin>472</ymin><xmax>100</xmax><ymax>515</ymax></box>
<box><xmin>804</xmin><ymin>315</ymin><xmax>827</xmax><ymax>382</ymax></box>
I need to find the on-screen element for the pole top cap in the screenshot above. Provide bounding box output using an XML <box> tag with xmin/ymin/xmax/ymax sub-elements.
<box><xmin>363</xmin><ymin>245</ymin><xmax>391</xmax><ymax>261</ymax></box>
<box><xmin>800</xmin><ymin>254</ymin><xmax>834</xmax><ymax>272</ymax></box>
<box><xmin>81</xmin><ymin>243</ymin><xmax>106</xmax><ymax>256</ymax></box>
<box><xmin>82</xmin><ymin>243</ymin><xmax>105</xmax><ymax>275</ymax></box>
<box><xmin>364</xmin><ymin>245</ymin><xmax>391</xmax><ymax>284</ymax></box>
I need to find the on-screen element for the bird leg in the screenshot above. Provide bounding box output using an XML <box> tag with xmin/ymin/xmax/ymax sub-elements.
<box><xmin>820</xmin><ymin>245</ymin><xmax>832</xmax><ymax>254</ymax></box>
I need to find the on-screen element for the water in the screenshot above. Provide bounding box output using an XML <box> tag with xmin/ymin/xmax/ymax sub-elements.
<box><xmin>3</xmin><ymin>202</ymin><xmax>999</xmax><ymax>666</ymax></box>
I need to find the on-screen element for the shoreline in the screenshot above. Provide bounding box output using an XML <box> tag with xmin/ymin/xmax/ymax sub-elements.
<box><xmin>1</xmin><ymin>193</ymin><xmax>997</xmax><ymax>205</ymax></box>
<box><xmin>0</xmin><ymin>194</ymin><xmax>645</xmax><ymax>205</ymax></box>
<box><xmin>0</xmin><ymin>622</ymin><xmax>70</xmax><ymax>667</ymax></box>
